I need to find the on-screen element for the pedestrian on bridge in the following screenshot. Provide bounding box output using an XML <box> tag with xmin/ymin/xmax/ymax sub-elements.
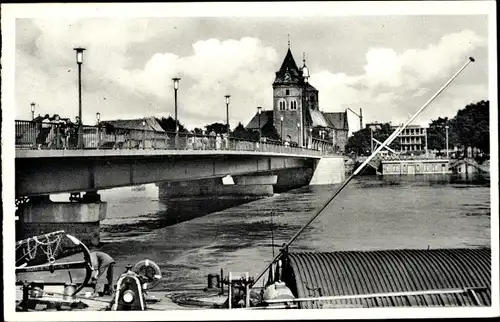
<box><xmin>216</xmin><ymin>133</ymin><xmax>222</xmax><ymax>150</ymax></box>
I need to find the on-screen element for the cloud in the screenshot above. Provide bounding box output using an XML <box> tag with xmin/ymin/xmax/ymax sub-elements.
<box><xmin>310</xmin><ymin>29</ymin><xmax>487</xmax><ymax>132</ymax></box>
<box><xmin>112</xmin><ymin>37</ymin><xmax>279</xmax><ymax>128</ymax></box>
<box><xmin>15</xmin><ymin>20</ymin><xmax>488</xmax><ymax>134</ymax></box>
<box><xmin>16</xmin><ymin>19</ymin><xmax>279</xmax><ymax>129</ymax></box>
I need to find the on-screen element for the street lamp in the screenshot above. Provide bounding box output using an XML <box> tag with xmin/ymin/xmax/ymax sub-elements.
<box><xmin>142</xmin><ymin>118</ymin><xmax>147</xmax><ymax>149</ymax></box>
<box><xmin>297</xmin><ymin>122</ymin><xmax>301</xmax><ymax>147</ymax></box>
<box><xmin>280</xmin><ymin>115</ymin><xmax>284</xmax><ymax>144</ymax></box>
<box><xmin>370</xmin><ymin>127</ymin><xmax>374</xmax><ymax>153</ymax></box>
<box><xmin>96</xmin><ymin>112</ymin><xmax>101</xmax><ymax>148</ymax></box>
<box><xmin>309</xmin><ymin>128</ymin><xmax>313</xmax><ymax>148</ymax></box>
<box><xmin>257</xmin><ymin>106</ymin><xmax>262</xmax><ymax>141</ymax></box>
<box><xmin>30</xmin><ymin>102</ymin><xmax>36</xmax><ymax>120</ymax></box>
<box><xmin>172</xmin><ymin>77</ymin><xmax>181</xmax><ymax>148</ymax></box>
<box><xmin>73</xmin><ymin>47</ymin><xmax>86</xmax><ymax>148</ymax></box>
<box><xmin>445</xmin><ymin>125</ymin><xmax>449</xmax><ymax>159</ymax></box>
<box><xmin>225</xmin><ymin>95</ymin><xmax>231</xmax><ymax>138</ymax></box>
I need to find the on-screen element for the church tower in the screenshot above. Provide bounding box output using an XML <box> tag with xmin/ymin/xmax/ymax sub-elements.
<box><xmin>273</xmin><ymin>47</ymin><xmax>318</xmax><ymax>146</ymax></box>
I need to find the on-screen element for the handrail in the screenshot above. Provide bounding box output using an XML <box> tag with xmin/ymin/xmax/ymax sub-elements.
<box><xmin>14</xmin><ymin>119</ymin><xmax>340</xmax><ymax>157</ymax></box>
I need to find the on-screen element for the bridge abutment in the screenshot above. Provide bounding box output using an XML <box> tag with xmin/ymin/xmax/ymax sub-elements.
<box><xmin>16</xmin><ymin>192</ymin><xmax>107</xmax><ymax>246</ymax></box>
<box><xmin>309</xmin><ymin>156</ymin><xmax>346</xmax><ymax>185</ymax></box>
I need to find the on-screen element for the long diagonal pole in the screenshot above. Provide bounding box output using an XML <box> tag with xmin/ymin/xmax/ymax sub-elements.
<box><xmin>250</xmin><ymin>57</ymin><xmax>475</xmax><ymax>288</ymax></box>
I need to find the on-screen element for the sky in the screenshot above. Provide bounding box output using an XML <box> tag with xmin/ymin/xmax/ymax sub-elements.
<box><xmin>11</xmin><ymin>3</ymin><xmax>492</xmax><ymax>134</ymax></box>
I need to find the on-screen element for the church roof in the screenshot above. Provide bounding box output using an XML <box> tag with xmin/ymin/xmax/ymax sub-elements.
<box><xmin>306</xmin><ymin>109</ymin><xmax>330</xmax><ymax>128</ymax></box>
<box><xmin>246</xmin><ymin>110</ymin><xmax>274</xmax><ymax>130</ymax></box>
<box><xmin>323</xmin><ymin>111</ymin><xmax>349</xmax><ymax>130</ymax></box>
<box><xmin>273</xmin><ymin>49</ymin><xmax>303</xmax><ymax>85</ymax></box>
<box><xmin>304</xmin><ymin>82</ymin><xmax>318</xmax><ymax>92</ymax></box>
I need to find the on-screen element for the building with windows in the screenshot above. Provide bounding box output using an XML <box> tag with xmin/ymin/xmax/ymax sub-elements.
<box><xmin>393</xmin><ymin>124</ymin><xmax>428</xmax><ymax>153</ymax></box>
<box><xmin>382</xmin><ymin>159</ymin><xmax>451</xmax><ymax>175</ymax></box>
<box><xmin>246</xmin><ymin>46</ymin><xmax>349</xmax><ymax>152</ymax></box>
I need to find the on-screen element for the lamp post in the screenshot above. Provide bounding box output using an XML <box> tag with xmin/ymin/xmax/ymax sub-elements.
<box><xmin>280</xmin><ymin>115</ymin><xmax>284</xmax><ymax>144</ymax></box>
<box><xmin>225</xmin><ymin>95</ymin><xmax>231</xmax><ymax>139</ymax></box>
<box><xmin>445</xmin><ymin>125</ymin><xmax>449</xmax><ymax>159</ymax></box>
<box><xmin>96</xmin><ymin>112</ymin><xmax>101</xmax><ymax>148</ymax></box>
<box><xmin>73</xmin><ymin>47</ymin><xmax>86</xmax><ymax>149</ymax></box>
<box><xmin>309</xmin><ymin>128</ymin><xmax>312</xmax><ymax>149</ymax></box>
<box><xmin>370</xmin><ymin>127</ymin><xmax>374</xmax><ymax>153</ymax></box>
<box><xmin>172</xmin><ymin>77</ymin><xmax>181</xmax><ymax>148</ymax></box>
<box><xmin>257</xmin><ymin>106</ymin><xmax>262</xmax><ymax>141</ymax></box>
<box><xmin>142</xmin><ymin>118</ymin><xmax>146</xmax><ymax>149</ymax></box>
<box><xmin>30</xmin><ymin>102</ymin><xmax>36</xmax><ymax>120</ymax></box>
<box><xmin>297</xmin><ymin>122</ymin><xmax>301</xmax><ymax>147</ymax></box>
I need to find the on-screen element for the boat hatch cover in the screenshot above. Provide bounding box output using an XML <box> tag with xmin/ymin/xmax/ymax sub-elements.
<box><xmin>283</xmin><ymin>248</ymin><xmax>491</xmax><ymax>309</ymax></box>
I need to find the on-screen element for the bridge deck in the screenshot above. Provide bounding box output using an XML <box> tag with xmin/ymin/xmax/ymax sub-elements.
<box><xmin>16</xmin><ymin>149</ymin><xmax>323</xmax><ymax>159</ymax></box>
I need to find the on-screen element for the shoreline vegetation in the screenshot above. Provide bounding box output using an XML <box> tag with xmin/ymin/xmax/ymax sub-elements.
<box><xmin>345</xmin><ymin>100</ymin><xmax>490</xmax><ymax>161</ymax></box>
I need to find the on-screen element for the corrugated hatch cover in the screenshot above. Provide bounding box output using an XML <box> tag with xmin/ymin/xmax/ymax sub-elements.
<box><xmin>285</xmin><ymin>248</ymin><xmax>490</xmax><ymax>308</ymax></box>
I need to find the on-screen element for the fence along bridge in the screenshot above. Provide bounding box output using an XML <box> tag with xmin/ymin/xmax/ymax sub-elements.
<box><xmin>15</xmin><ymin>120</ymin><xmax>337</xmax><ymax>155</ymax></box>
<box><xmin>15</xmin><ymin>119</ymin><xmax>347</xmax><ymax>198</ymax></box>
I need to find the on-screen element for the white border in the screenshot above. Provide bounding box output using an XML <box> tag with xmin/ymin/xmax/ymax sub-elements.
<box><xmin>2</xmin><ymin>1</ymin><xmax>498</xmax><ymax>321</ymax></box>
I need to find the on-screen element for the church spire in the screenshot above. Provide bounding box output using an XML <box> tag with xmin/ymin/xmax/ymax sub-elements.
<box><xmin>302</xmin><ymin>52</ymin><xmax>310</xmax><ymax>83</ymax></box>
<box><xmin>287</xmin><ymin>33</ymin><xmax>290</xmax><ymax>49</ymax></box>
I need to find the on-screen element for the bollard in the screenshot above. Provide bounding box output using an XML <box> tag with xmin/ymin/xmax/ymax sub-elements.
<box><xmin>63</xmin><ymin>283</ymin><xmax>77</xmax><ymax>301</ymax></box>
<box><xmin>30</xmin><ymin>281</ymin><xmax>45</xmax><ymax>298</ymax></box>
<box><xmin>207</xmin><ymin>274</ymin><xmax>220</xmax><ymax>289</ymax></box>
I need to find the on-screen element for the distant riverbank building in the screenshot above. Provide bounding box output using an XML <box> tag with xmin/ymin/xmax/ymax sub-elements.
<box><xmin>246</xmin><ymin>47</ymin><xmax>349</xmax><ymax>152</ymax></box>
<box><xmin>393</xmin><ymin>124</ymin><xmax>428</xmax><ymax>153</ymax></box>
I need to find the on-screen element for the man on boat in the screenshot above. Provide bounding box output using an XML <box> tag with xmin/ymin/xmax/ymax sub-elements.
<box><xmin>90</xmin><ymin>251</ymin><xmax>115</xmax><ymax>297</ymax></box>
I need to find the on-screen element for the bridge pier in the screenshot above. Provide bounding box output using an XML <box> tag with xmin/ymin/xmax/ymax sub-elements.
<box><xmin>274</xmin><ymin>167</ymin><xmax>314</xmax><ymax>192</ymax></box>
<box><xmin>16</xmin><ymin>192</ymin><xmax>107</xmax><ymax>246</ymax></box>
<box><xmin>157</xmin><ymin>175</ymin><xmax>277</xmax><ymax>223</ymax></box>
<box><xmin>159</xmin><ymin>176</ymin><xmax>276</xmax><ymax>200</ymax></box>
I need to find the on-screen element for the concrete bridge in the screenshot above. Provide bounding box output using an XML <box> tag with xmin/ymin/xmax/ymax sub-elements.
<box><xmin>15</xmin><ymin>120</ymin><xmax>346</xmax><ymax>246</ymax></box>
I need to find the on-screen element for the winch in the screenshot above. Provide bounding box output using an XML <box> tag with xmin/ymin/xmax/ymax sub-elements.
<box><xmin>110</xmin><ymin>260</ymin><xmax>162</xmax><ymax>311</ymax></box>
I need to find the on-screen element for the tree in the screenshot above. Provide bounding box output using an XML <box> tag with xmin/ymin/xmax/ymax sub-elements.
<box><xmin>156</xmin><ymin>116</ymin><xmax>188</xmax><ymax>133</ymax></box>
<box><xmin>232</xmin><ymin>122</ymin><xmax>258</xmax><ymax>141</ymax></box>
<box><xmin>427</xmin><ymin>117</ymin><xmax>448</xmax><ymax>152</ymax></box>
<box><xmin>373</xmin><ymin>123</ymin><xmax>401</xmax><ymax>151</ymax></box>
<box><xmin>345</xmin><ymin>123</ymin><xmax>400</xmax><ymax>156</ymax></box>
<box><xmin>205</xmin><ymin>122</ymin><xmax>228</xmax><ymax>135</ymax></box>
<box><xmin>345</xmin><ymin>128</ymin><xmax>372</xmax><ymax>156</ymax></box>
<box><xmin>452</xmin><ymin>100</ymin><xmax>489</xmax><ymax>155</ymax></box>
<box><xmin>426</xmin><ymin>117</ymin><xmax>460</xmax><ymax>153</ymax></box>
<box><xmin>261</xmin><ymin>121</ymin><xmax>281</xmax><ymax>141</ymax></box>
<box><xmin>192</xmin><ymin>127</ymin><xmax>204</xmax><ymax>135</ymax></box>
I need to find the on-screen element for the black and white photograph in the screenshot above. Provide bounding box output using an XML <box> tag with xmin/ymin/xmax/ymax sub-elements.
<box><xmin>2</xmin><ymin>1</ymin><xmax>498</xmax><ymax>320</ymax></box>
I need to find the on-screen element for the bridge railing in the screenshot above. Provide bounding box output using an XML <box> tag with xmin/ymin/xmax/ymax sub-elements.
<box><xmin>15</xmin><ymin>120</ymin><xmax>336</xmax><ymax>156</ymax></box>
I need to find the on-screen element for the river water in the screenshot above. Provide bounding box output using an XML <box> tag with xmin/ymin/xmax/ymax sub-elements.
<box><xmin>76</xmin><ymin>174</ymin><xmax>491</xmax><ymax>292</ymax></box>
